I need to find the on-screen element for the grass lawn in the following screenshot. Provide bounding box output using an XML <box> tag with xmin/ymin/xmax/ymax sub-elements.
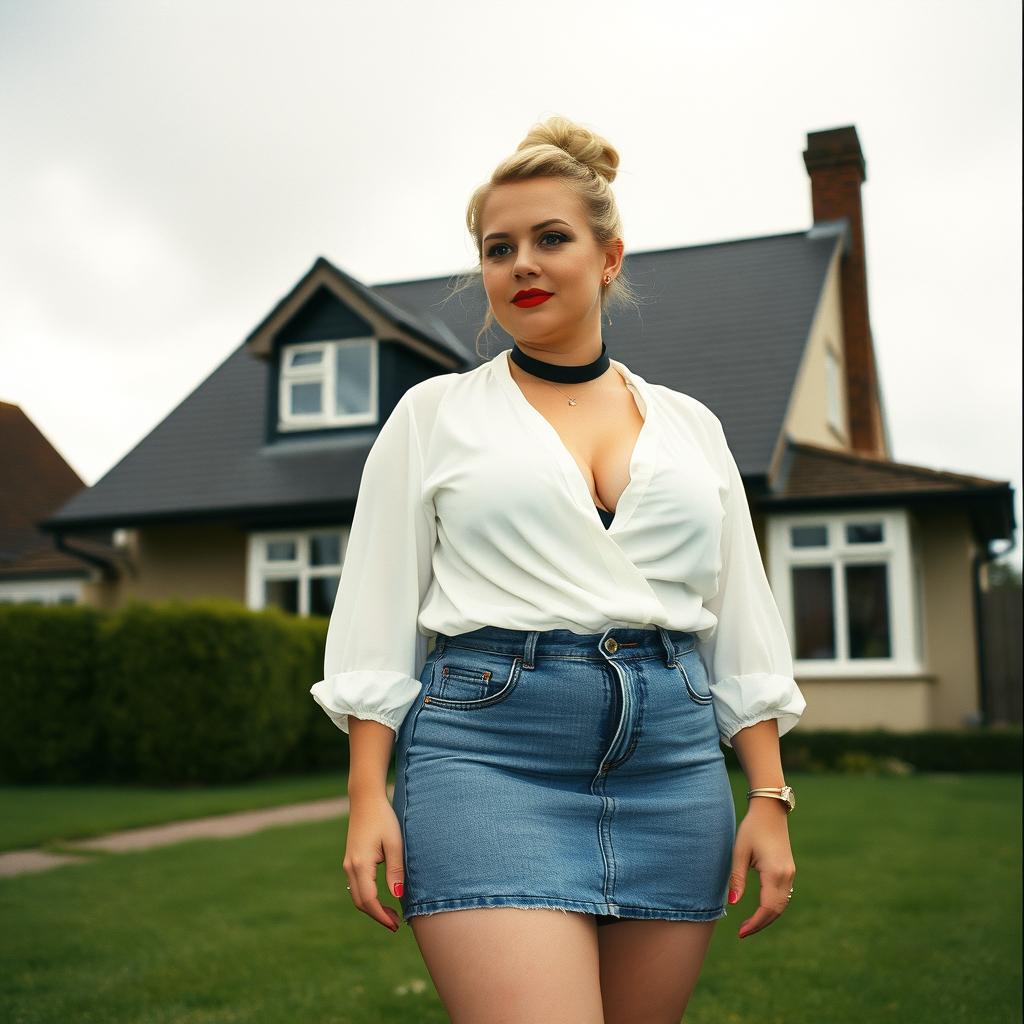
<box><xmin>1</xmin><ymin>770</ymin><xmax>1020</xmax><ymax>1023</ymax></box>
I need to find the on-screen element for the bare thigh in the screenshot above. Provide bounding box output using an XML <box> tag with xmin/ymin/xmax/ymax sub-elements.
<box><xmin>597</xmin><ymin>918</ymin><xmax>719</xmax><ymax>1023</ymax></box>
<box><xmin>409</xmin><ymin>907</ymin><xmax>605</xmax><ymax>1024</ymax></box>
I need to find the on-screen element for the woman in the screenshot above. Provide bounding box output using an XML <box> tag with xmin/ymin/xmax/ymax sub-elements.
<box><xmin>310</xmin><ymin>115</ymin><xmax>806</xmax><ymax>1023</ymax></box>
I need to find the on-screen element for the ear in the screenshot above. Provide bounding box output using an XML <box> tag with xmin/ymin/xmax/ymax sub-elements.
<box><xmin>603</xmin><ymin>237</ymin><xmax>625</xmax><ymax>280</ymax></box>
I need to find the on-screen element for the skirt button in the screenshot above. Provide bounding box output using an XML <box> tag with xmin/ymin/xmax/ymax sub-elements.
<box><xmin>604</xmin><ymin>638</ymin><xmax>618</xmax><ymax>653</ymax></box>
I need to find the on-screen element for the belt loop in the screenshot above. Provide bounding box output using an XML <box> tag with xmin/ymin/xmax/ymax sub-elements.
<box><xmin>522</xmin><ymin>630</ymin><xmax>539</xmax><ymax>670</ymax></box>
<box><xmin>656</xmin><ymin>625</ymin><xmax>676</xmax><ymax>667</ymax></box>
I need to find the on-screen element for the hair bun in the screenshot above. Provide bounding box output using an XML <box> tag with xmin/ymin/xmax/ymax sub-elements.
<box><xmin>516</xmin><ymin>115</ymin><xmax>620</xmax><ymax>184</ymax></box>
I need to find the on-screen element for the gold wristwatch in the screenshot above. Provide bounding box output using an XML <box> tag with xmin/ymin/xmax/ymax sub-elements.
<box><xmin>746</xmin><ymin>785</ymin><xmax>796</xmax><ymax>813</ymax></box>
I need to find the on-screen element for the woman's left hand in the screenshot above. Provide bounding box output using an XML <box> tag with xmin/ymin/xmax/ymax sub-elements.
<box><xmin>727</xmin><ymin>798</ymin><xmax>796</xmax><ymax>939</ymax></box>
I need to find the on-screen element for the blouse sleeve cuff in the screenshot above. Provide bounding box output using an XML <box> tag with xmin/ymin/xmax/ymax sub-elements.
<box><xmin>310</xmin><ymin>670</ymin><xmax>422</xmax><ymax>736</ymax></box>
<box><xmin>709</xmin><ymin>673</ymin><xmax>807</xmax><ymax>749</ymax></box>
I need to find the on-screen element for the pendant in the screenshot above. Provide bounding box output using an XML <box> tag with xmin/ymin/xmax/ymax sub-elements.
<box><xmin>568</xmin><ymin>398</ymin><xmax>577</xmax><ymax>406</ymax></box>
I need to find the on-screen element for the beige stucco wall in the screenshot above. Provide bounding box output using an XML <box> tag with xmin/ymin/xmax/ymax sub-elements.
<box><xmin>81</xmin><ymin>524</ymin><xmax>247</xmax><ymax>608</ymax></box>
<box><xmin>913</xmin><ymin>506</ymin><xmax>981</xmax><ymax>728</ymax></box>
<box><xmin>792</xmin><ymin>677</ymin><xmax>936</xmax><ymax>732</ymax></box>
<box><xmin>778</xmin><ymin>243</ymin><xmax>850</xmax><ymax>462</ymax></box>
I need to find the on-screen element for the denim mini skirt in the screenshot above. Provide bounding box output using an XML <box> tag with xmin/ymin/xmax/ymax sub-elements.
<box><xmin>392</xmin><ymin>623</ymin><xmax>736</xmax><ymax>927</ymax></box>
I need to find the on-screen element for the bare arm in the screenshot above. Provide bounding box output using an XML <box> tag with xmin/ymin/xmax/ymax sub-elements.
<box><xmin>730</xmin><ymin>718</ymin><xmax>787</xmax><ymax>792</ymax></box>
<box><xmin>347</xmin><ymin>718</ymin><xmax>396</xmax><ymax>801</ymax></box>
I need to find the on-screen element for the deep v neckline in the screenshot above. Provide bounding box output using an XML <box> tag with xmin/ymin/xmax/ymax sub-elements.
<box><xmin>495</xmin><ymin>348</ymin><xmax>658</xmax><ymax>534</ymax></box>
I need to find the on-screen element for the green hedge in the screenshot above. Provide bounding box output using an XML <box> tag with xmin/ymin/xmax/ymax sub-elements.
<box><xmin>96</xmin><ymin>598</ymin><xmax>310</xmax><ymax>784</ymax></box>
<box><xmin>0</xmin><ymin>600</ymin><xmax>347</xmax><ymax>785</ymax></box>
<box><xmin>0</xmin><ymin>603</ymin><xmax>107</xmax><ymax>783</ymax></box>
<box><xmin>730</xmin><ymin>725</ymin><xmax>1024</xmax><ymax>774</ymax></box>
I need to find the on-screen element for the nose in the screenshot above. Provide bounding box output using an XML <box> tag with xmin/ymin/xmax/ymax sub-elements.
<box><xmin>512</xmin><ymin>248</ymin><xmax>541</xmax><ymax>279</ymax></box>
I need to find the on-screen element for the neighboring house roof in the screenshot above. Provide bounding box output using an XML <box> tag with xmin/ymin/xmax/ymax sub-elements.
<box><xmin>764</xmin><ymin>440</ymin><xmax>1016</xmax><ymax>544</ymax></box>
<box><xmin>40</xmin><ymin>226</ymin><xmax>843</xmax><ymax>532</ymax></box>
<box><xmin>0</xmin><ymin>401</ymin><xmax>102</xmax><ymax>578</ymax></box>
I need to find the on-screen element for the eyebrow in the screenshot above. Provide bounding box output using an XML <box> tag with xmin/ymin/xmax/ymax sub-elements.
<box><xmin>482</xmin><ymin>218</ymin><xmax>573</xmax><ymax>243</ymax></box>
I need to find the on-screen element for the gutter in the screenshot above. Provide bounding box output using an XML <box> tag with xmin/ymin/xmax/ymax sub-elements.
<box><xmin>54</xmin><ymin>533</ymin><xmax>121</xmax><ymax>582</ymax></box>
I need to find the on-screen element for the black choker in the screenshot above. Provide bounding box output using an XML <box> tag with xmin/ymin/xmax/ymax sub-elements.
<box><xmin>509</xmin><ymin>341</ymin><xmax>610</xmax><ymax>383</ymax></box>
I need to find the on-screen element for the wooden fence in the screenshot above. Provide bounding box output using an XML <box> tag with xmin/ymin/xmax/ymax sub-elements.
<box><xmin>982</xmin><ymin>584</ymin><xmax>1023</xmax><ymax>724</ymax></box>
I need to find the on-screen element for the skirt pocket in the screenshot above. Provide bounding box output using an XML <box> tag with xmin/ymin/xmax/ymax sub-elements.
<box><xmin>425</xmin><ymin>646</ymin><xmax>523</xmax><ymax>710</ymax></box>
<box><xmin>674</xmin><ymin>646</ymin><xmax>714</xmax><ymax>706</ymax></box>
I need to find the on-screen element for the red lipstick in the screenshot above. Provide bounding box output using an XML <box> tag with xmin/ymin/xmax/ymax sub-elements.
<box><xmin>512</xmin><ymin>289</ymin><xmax>553</xmax><ymax>308</ymax></box>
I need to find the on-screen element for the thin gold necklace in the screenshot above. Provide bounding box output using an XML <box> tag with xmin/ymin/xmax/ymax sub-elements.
<box><xmin>511</xmin><ymin>358</ymin><xmax>627</xmax><ymax>407</ymax></box>
<box><xmin>534</xmin><ymin>371</ymin><xmax>627</xmax><ymax>407</ymax></box>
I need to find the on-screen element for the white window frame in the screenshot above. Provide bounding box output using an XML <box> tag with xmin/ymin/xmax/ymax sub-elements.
<box><xmin>278</xmin><ymin>337</ymin><xmax>378</xmax><ymax>431</ymax></box>
<box><xmin>767</xmin><ymin>507</ymin><xmax>922</xmax><ymax>677</ymax></box>
<box><xmin>825</xmin><ymin>344</ymin><xmax>844</xmax><ymax>435</ymax></box>
<box><xmin>246</xmin><ymin>527</ymin><xmax>349</xmax><ymax>616</ymax></box>
<box><xmin>0</xmin><ymin>578</ymin><xmax>85</xmax><ymax>605</ymax></box>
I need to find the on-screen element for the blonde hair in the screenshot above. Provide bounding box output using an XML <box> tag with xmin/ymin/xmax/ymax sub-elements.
<box><xmin>447</xmin><ymin>115</ymin><xmax>640</xmax><ymax>357</ymax></box>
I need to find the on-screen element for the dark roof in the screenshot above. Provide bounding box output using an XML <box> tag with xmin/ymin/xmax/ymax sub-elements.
<box><xmin>41</xmin><ymin>226</ymin><xmax>842</xmax><ymax>532</ymax></box>
<box><xmin>0</xmin><ymin>401</ymin><xmax>98</xmax><ymax>576</ymax></box>
<box><xmin>40</xmin><ymin>342</ymin><xmax>381</xmax><ymax>531</ymax></box>
<box><xmin>761</xmin><ymin>439</ymin><xmax>1016</xmax><ymax>544</ymax></box>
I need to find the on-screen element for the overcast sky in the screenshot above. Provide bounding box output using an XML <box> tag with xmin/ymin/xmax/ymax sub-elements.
<box><xmin>2</xmin><ymin>0</ymin><xmax>1021</xmax><ymax>567</ymax></box>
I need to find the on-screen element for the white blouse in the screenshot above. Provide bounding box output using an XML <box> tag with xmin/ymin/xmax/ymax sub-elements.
<box><xmin>310</xmin><ymin>346</ymin><xmax>806</xmax><ymax>749</ymax></box>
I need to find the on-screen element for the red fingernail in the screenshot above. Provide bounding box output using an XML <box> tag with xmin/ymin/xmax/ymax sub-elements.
<box><xmin>738</xmin><ymin>927</ymin><xmax>750</xmax><ymax>938</ymax></box>
<box><xmin>728</xmin><ymin>890</ymin><xmax>738</xmax><ymax>904</ymax></box>
<box><xmin>393</xmin><ymin>882</ymin><xmax>404</xmax><ymax>897</ymax></box>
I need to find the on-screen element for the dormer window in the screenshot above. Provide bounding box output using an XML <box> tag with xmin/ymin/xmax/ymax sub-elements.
<box><xmin>278</xmin><ymin>337</ymin><xmax>378</xmax><ymax>430</ymax></box>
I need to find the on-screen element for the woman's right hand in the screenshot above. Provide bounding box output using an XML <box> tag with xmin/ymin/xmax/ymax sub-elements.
<box><xmin>343</xmin><ymin>793</ymin><xmax>405</xmax><ymax>933</ymax></box>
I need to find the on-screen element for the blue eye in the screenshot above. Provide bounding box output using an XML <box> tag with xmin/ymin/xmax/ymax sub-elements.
<box><xmin>485</xmin><ymin>232</ymin><xmax>569</xmax><ymax>259</ymax></box>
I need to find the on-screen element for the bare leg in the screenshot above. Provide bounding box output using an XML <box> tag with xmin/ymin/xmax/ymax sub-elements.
<box><xmin>598</xmin><ymin>918</ymin><xmax>718</xmax><ymax>1023</ymax></box>
<box><xmin>409</xmin><ymin>907</ymin><xmax>605</xmax><ymax>1024</ymax></box>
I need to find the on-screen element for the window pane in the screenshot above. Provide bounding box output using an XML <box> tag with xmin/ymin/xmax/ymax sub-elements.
<box><xmin>291</xmin><ymin>381</ymin><xmax>322</xmax><ymax>415</ymax></box>
<box><xmin>846</xmin><ymin>563</ymin><xmax>891</xmax><ymax>658</ymax></box>
<box><xmin>791</xmin><ymin>525</ymin><xmax>828</xmax><ymax>548</ymax></box>
<box><xmin>266</xmin><ymin>540</ymin><xmax>297</xmax><ymax>561</ymax></box>
<box><xmin>846</xmin><ymin>522</ymin><xmax>884</xmax><ymax>544</ymax></box>
<box><xmin>334</xmin><ymin>342</ymin><xmax>372</xmax><ymax>414</ymax></box>
<box><xmin>264</xmin><ymin>578</ymin><xmax>299</xmax><ymax>614</ymax></box>
<box><xmin>309</xmin><ymin>575</ymin><xmax>340</xmax><ymax>616</ymax></box>
<box><xmin>792</xmin><ymin>566</ymin><xmax>835</xmax><ymax>658</ymax></box>
<box><xmin>309</xmin><ymin>532</ymin><xmax>341</xmax><ymax>566</ymax></box>
<box><xmin>289</xmin><ymin>348</ymin><xmax>323</xmax><ymax>367</ymax></box>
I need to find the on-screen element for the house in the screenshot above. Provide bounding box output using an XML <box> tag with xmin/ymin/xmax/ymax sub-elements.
<box><xmin>0</xmin><ymin>401</ymin><xmax>126</xmax><ymax>604</ymax></box>
<box><xmin>38</xmin><ymin>125</ymin><xmax>1017</xmax><ymax>735</ymax></box>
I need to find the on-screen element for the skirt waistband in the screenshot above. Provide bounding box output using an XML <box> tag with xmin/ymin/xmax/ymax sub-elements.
<box><xmin>433</xmin><ymin>624</ymin><xmax>697</xmax><ymax>669</ymax></box>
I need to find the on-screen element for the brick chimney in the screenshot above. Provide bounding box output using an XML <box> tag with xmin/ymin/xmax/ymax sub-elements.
<box><xmin>803</xmin><ymin>126</ymin><xmax>887</xmax><ymax>456</ymax></box>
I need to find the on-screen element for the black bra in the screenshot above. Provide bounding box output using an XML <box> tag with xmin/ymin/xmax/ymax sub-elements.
<box><xmin>596</xmin><ymin>504</ymin><xmax>615</xmax><ymax>529</ymax></box>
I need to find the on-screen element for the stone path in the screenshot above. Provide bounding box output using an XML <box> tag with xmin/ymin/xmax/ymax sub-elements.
<box><xmin>0</xmin><ymin>784</ymin><xmax>394</xmax><ymax>879</ymax></box>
